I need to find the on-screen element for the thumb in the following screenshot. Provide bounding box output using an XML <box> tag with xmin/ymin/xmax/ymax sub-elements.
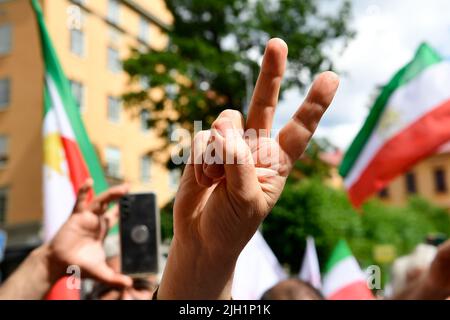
<box><xmin>212</xmin><ymin>119</ymin><xmax>260</xmax><ymax>202</ymax></box>
<box><xmin>89</xmin><ymin>263</ymin><xmax>133</xmax><ymax>288</ymax></box>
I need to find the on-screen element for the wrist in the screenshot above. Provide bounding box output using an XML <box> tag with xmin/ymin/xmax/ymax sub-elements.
<box><xmin>158</xmin><ymin>236</ymin><xmax>238</xmax><ymax>300</ymax></box>
<box><xmin>0</xmin><ymin>244</ymin><xmax>67</xmax><ymax>299</ymax></box>
<box><xmin>34</xmin><ymin>244</ymin><xmax>67</xmax><ymax>286</ymax></box>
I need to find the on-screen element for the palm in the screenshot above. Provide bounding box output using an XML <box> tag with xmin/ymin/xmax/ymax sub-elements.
<box><xmin>49</xmin><ymin>181</ymin><xmax>132</xmax><ymax>287</ymax></box>
<box><xmin>211</xmin><ymin>139</ymin><xmax>289</xmax><ymax>238</ymax></box>
<box><xmin>51</xmin><ymin>210</ymin><xmax>108</xmax><ymax>274</ymax></box>
<box><xmin>174</xmin><ymin>39</ymin><xmax>339</xmax><ymax>257</ymax></box>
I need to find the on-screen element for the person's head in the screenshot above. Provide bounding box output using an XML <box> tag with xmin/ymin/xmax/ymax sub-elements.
<box><xmin>261</xmin><ymin>279</ymin><xmax>324</xmax><ymax>300</ymax></box>
<box><xmin>85</xmin><ymin>233</ymin><xmax>159</xmax><ymax>300</ymax></box>
<box><xmin>86</xmin><ymin>255</ymin><xmax>159</xmax><ymax>300</ymax></box>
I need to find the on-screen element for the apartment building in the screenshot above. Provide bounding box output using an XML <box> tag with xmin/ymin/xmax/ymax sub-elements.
<box><xmin>0</xmin><ymin>0</ymin><xmax>176</xmax><ymax>235</ymax></box>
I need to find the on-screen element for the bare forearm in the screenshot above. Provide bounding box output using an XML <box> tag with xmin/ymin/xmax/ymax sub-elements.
<box><xmin>158</xmin><ymin>238</ymin><xmax>236</xmax><ymax>300</ymax></box>
<box><xmin>0</xmin><ymin>245</ymin><xmax>64</xmax><ymax>300</ymax></box>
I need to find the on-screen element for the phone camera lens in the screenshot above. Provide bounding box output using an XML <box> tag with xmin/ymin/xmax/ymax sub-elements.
<box><xmin>131</xmin><ymin>225</ymin><xmax>149</xmax><ymax>244</ymax></box>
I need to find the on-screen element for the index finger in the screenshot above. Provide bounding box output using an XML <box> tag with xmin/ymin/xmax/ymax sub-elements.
<box><xmin>277</xmin><ymin>71</ymin><xmax>340</xmax><ymax>172</ymax></box>
<box><xmin>89</xmin><ymin>184</ymin><xmax>129</xmax><ymax>215</ymax></box>
<box><xmin>73</xmin><ymin>178</ymin><xmax>94</xmax><ymax>213</ymax></box>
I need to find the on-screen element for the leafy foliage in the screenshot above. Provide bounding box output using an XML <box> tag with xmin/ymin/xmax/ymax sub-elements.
<box><xmin>123</xmin><ymin>0</ymin><xmax>354</xmax><ymax>166</ymax></box>
<box><xmin>263</xmin><ymin>179</ymin><xmax>450</xmax><ymax>274</ymax></box>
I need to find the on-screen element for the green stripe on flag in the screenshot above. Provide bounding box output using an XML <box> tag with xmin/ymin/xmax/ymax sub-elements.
<box><xmin>324</xmin><ymin>239</ymin><xmax>353</xmax><ymax>274</ymax></box>
<box><xmin>31</xmin><ymin>0</ymin><xmax>108</xmax><ymax>194</ymax></box>
<box><xmin>339</xmin><ymin>43</ymin><xmax>442</xmax><ymax>178</ymax></box>
<box><xmin>108</xmin><ymin>223</ymin><xmax>119</xmax><ymax>236</ymax></box>
<box><xmin>43</xmin><ymin>85</ymin><xmax>51</xmax><ymax>114</ymax></box>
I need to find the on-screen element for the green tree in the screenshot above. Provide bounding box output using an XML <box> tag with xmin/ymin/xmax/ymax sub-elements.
<box><xmin>288</xmin><ymin>138</ymin><xmax>337</xmax><ymax>183</ymax></box>
<box><xmin>262</xmin><ymin>178</ymin><xmax>450</xmax><ymax>274</ymax></box>
<box><xmin>123</xmin><ymin>0</ymin><xmax>353</xmax><ymax>166</ymax></box>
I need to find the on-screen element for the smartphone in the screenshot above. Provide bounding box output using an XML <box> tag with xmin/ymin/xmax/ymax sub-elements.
<box><xmin>119</xmin><ymin>193</ymin><xmax>160</xmax><ymax>277</ymax></box>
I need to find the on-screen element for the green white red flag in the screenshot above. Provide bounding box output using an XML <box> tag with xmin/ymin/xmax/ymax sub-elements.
<box><xmin>322</xmin><ymin>240</ymin><xmax>374</xmax><ymax>300</ymax></box>
<box><xmin>340</xmin><ymin>43</ymin><xmax>450</xmax><ymax>207</ymax></box>
<box><xmin>32</xmin><ymin>0</ymin><xmax>108</xmax><ymax>299</ymax></box>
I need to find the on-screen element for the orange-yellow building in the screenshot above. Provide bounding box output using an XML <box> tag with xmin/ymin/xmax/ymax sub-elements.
<box><xmin>378</xmin><ymin>143</ymin><xmax>450</xmax><ymax>209</ymax></box>
<box><xmin>0</xmin><ymin>0</ymin><xmax>176</xmax><ymax>239</ymax></box>
<box><xmin>321</xmin><ymin>147</ymin><xmax>450</xmax><ymax>210</ymax></box>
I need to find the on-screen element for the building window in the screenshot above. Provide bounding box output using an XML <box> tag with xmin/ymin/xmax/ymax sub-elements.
<box><xmin>108</xmin><ymin>27</ymin><xmax>121</xmax><ymax>46</ymax></box>
<box><xmin>107</xmin><ymin>47</ymin><xmax>121</xmax><ymax>73</ymax></box>
<box><xmin>70</xmin><ymin>80</ymin><xmax>85</xmax><ymax>112</ymax></box>
<box><xmin>140</xmin><ymin>155</ymin><xmax>152</xmax><ymax>182</ymax></box>
<box><xmin>107</xmin><ymin>0</ymin><xmax>120</xmax><ymax>25</ymax></box>
<box><xmin>169</xmin><ymin>169</ymin><xmax>181</xmax><ymax>190</ymax></box>
<box><xmin>140</xmin><ymin>109</ymin><xmax>151</xmax><ymax>131</ymax></box>
<box><xmin>0</xmin><ymin>24</ymin><xmax>12</xmax><ymax>55</ymax></box>
<box><xmin>405</xmin><ymin>172</ymin><xmax>417</xmax><ymax>194</ymax></box>
<box><xmin>105</xmin><ymin>147</ymin><xmax>121</xmax><ymax>179</ymax></box>
<box><xmin>379</xmin><ymin>187</ymin><xmax>389</xmax><ymax>199</ymax></box>
<box><xmin>72</xmin><ymin>0</ymin><xmax>87</xmax><ymax>5</ymax></box>
<box><xmin>107</xmin><ymin>96</ymin><xmax>121</xmax><ymax>123</ymax></box>
<box><xmin>138</xmin><ymin>16</ymin><xmax>150</xmax><ymax>43</ymax></box>
<box><xmin>0</xmin><ymin>78</ymin><xmax>10</xmax><ymax>109</ymax></box>
<box><xmin>0</xmin><ymin>187</ymin><xmax>8</xmax><ymax>224</ymax></box>
<box><xmin>0</xmin><ymin>135</ymin><xmax>8</xmax><ymax>167</ymax></box>
<box><xmin>433</xmin><ymin>168</ymin><xmax>447</xmax><ymax>193</ymax></box>
<box><xmin>70</xmin><ymin>28</ymin><xmax>85</xmax><ymax>57</ymax></box>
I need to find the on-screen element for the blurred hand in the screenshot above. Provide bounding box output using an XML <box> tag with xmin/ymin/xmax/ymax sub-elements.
<box><xmin>159</xmin><ymin>38</ymin><xmax>339</xmax><ymax>299</ymax></box>
<box><xmin>49</xmin><ymin>180</ymin><xmax>132</xmax><ymax>288</ymax></box>
<box><xmin>426</xmin><ymin>240</ymin><xmax>450</xmax><ymax>297</ymax></box>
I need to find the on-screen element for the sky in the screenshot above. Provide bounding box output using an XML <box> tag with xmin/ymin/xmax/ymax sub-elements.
<box><xmin>273</xmin><ymin>0</ymin><xmax>450</xmax><ymax>151</ymax></box>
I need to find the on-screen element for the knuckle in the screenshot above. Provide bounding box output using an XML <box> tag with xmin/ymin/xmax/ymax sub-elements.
<box><xmin>193</xmin><ymin>130</ymin><xmax>211</xmax><ymax>144</ymax></box>
<box><xmin>220</xmin><ymin>109</ymin><xmax>242</xmax><ymax>119</ymax></box>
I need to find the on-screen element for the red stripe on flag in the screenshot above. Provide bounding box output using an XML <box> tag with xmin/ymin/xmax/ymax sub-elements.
<box><xmin>61</xmin><ymin>137</ymin><xmax>92</xmax><ymax>198</ymax></box>
<box><xmin>45</xmin><ymin>277</ymin><xmax>80</xmax><ymax>300</ymax></box>
<box><xmin>328</xmin><ymin>280</ymin><xmax>375</xmax><ymax>300</ymax></box>
<box><xmin>348</xmin><ymin>99</ymin><xmax>450</xmax><ymax>207</ymax></box>
<box><xmin>46</xmin><ymin>138</ymin><xmax>91</xmax><ymax>301</ymax></box>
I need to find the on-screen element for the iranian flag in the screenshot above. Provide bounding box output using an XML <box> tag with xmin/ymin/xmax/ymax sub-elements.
<box><xmin>322</xmin><ymin>240</ymin><xmax>374</xmax><ymax>300</ymax></box>
<box><xmin>340</xmin><ymin>43</ymin><xmax>450</xmax><ymax>207</ymax></box>
<box><xmin>32</xmin><ymin>0</ymin><xmax>108</xmax><ymax>299</ymax></box>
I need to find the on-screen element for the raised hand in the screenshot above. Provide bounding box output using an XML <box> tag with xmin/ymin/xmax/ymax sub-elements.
<box><xmin>49</xmin><ymin>180</ymin><xmax>132</xmax><ymax>287</ymax></box>
<box><xmin>426</xmin><ymin>240</ymin><xmax>450</xmax><ymax>298</ymax></box>
<box><xmin>159</xmin><ymin>38</ymin><xmax>339</xmax><ymax>300</ymax></box>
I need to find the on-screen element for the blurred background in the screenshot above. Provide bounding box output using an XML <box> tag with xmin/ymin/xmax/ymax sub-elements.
<box><xmin>0</xmin><ymin>0</ymin><xmax>449</xmax><ymax>295</ymax></box>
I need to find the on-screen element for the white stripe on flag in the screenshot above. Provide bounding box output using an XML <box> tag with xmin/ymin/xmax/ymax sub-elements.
<box><xmin>43</xmin><ymin>75</ymin><xmax>78</xmax><ymax>240</ymax></box>
<box><xmin>43</xmin><ymin>165</ymin><xmax>76</xmax><ymax>240</ymax></box>
<box><xmin>322</xmin><ymin>256</ymin><xmax>367</xmax><ymax>297</ymax></box>
<box><xmin>46</xmin><ymin>75</ymin><xmax>76</xmax><ymax>139</ymax></box>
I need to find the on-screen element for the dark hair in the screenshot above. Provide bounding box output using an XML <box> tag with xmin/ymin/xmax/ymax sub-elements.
<box><xmin>260</xmin><ymin>278</ymin><xmax>324</xmax><ymax>300</ymax></box>
<box><xmin>85</xmin><ymin>278</ymin><xmax>156</xmax><ymax>300</ymax></box>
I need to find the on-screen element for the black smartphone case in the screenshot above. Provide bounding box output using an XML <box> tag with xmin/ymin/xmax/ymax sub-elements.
<box><xmin>119</xmin><ymin>193</ymin><xmax>160</xmax><ymax>277</ymax></box>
